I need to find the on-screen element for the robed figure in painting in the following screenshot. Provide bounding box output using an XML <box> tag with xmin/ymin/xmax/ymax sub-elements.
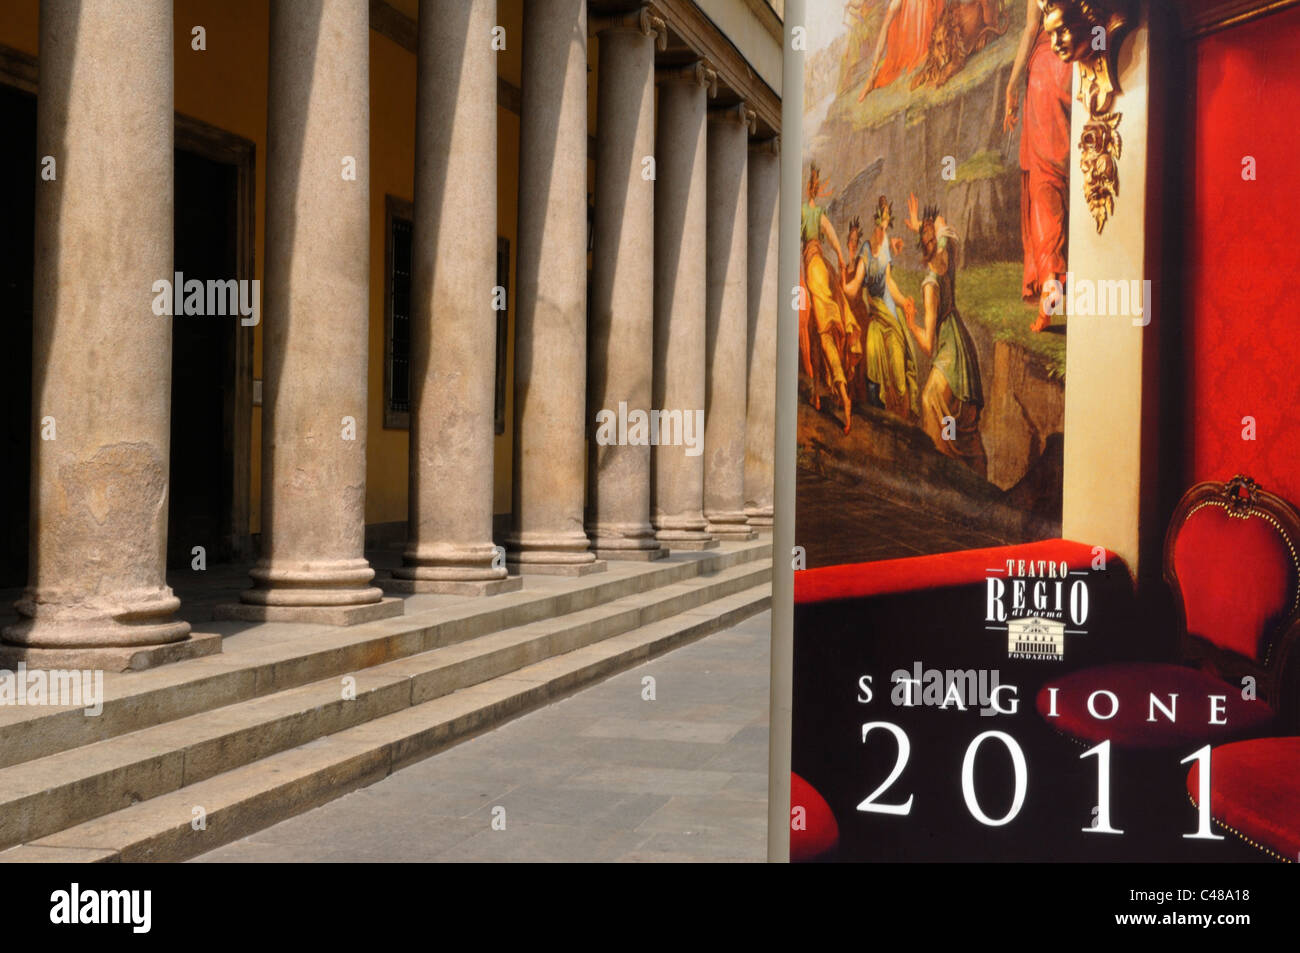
<box><xmin>857</xmin><ymin>0</ymin><xmax>944</xmax><ymax>99</ymax></box>
<box><xmin>800</xmin><ymin>165</ymin><xmax>857</xmax><ymax>434</ymax></box>
<box><xmin>903</xmin><ymin>195</ymin><xmax>988</xmax><ymax>477</ymax></box>
<box><xmin>840</xmin><ymin>198</ymin><xmax>918</xmax><ymax>422</ymax></box>
<box><xmin>1004</xmin><ymin>0</ymin><xmax>1072</xmax><ymax>332</ymax></box>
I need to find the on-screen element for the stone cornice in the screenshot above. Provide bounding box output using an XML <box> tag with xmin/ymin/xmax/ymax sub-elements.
<box><xmin>371</xmin><ymin>0</ymin><xmax>780</xmax><ymax>134</ymax></box>
<box><xmin>645</xmin><ymin>0</ymin><xmax>781</xmax><ymax>132</ymax></box>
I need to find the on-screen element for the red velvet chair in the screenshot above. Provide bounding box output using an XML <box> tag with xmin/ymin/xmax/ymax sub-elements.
<box><xmin>1186</xmin><ymin>736</ymin><xmax>1300</xmax><ymax>861</ymax></box>
<box><xmin>1036</xmin><ymin>476</ymin><xmax>1300</xmax><ymax>749</ymax></box>
<box><xmin>789</xmin><ymin>772</ymin><xmax>839</xmax><ymax>862</ymax></box>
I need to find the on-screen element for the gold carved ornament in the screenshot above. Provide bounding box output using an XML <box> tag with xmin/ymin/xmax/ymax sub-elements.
<box><xmin>1038</xmin><ymin>0</ymin><xmax>1135</xmax><ymax>234</ymax></box>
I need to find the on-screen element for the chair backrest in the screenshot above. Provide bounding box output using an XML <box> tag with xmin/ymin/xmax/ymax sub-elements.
<box><xmin>1164</xmin><ymin>477</ymin><xmax>1300</xmax><ymax>688</ymax></box>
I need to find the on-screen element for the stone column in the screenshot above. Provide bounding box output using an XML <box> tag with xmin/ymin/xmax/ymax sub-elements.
<box><xmin>744</xmin><ymin>138</ymin><xmax>780</xmax><ymax>530</ymax></box>
<box><xmin>224</xmin><ymin>0</ymin><xmax>400</xmax><ymax>623</ymax></box>
<box><xmin>1</xmin><ymin>0</ymin><xmax>199</xmax><ymax>671</ymax></box>
<box><xmin>652</xmin><ymin>64</ymin><xmax>717</xmax><ymax>551</ymax></box>
<box><xmin>586</xmin><ymin>8</ymin><xmax>665</xmax><ymax>561</ymax></box>
<box><xmin>389</xmin><ymin>0</ymin><xmax>520</xmax><ymax>596</ymax></box>
<box><xmin>704</xmin><ymin>103</ymin><xmax>756</xmax><ymax>540</ymax></box>
<box><xmin>506</xmin><ymin>0</ymin><xmax>604</xmax><ymax>575</ymax></box>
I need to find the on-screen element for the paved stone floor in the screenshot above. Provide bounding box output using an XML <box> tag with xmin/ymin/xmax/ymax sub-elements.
<box><xmin>193</xmin><ymin>609</ymin><xmax>772</xmax><ymax>863</ymax></box>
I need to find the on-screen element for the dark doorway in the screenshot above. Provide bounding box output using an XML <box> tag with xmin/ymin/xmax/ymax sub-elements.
<box><xmin>0</xmin><ymin>82</ymin><xmax>35</xmax><ymax>589</ymax></box>
<box><xmin>169</xmin><ymin>149</ymin><xmax>238</xmax><ymax>568</ymax></box>
<box><xmin>0</xmin><ymin>92</ymin><xmax>247</xmax><ymax>582</ymax></box>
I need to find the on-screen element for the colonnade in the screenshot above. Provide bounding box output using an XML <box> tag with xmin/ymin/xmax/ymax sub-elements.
<box><xmin>3</xmin><ymin>0</ymin><xmax>779</xmax><ymax>666</ymax></box>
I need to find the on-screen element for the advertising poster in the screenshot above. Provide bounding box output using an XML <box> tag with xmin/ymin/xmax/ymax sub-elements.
<box><xmin>791</xmin><ymin>0</ymin><xmax>1300</xmax><ymax>866</ymax></box>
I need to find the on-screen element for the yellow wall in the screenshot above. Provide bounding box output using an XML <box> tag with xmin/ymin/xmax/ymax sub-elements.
<box><xmin>366</xmin><ymin>27</ymin><xmax>416</xmax><ymax>526</ymax></box>
<box><xmin>0</xmin><ymin>2</ymin><xmax>35</xmax><ymax>54</ymax></box>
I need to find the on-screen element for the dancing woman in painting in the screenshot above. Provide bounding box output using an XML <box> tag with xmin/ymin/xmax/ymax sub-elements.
<box><xmin>800</xmin><ymin>164</ymin><xmax>855</xmax><ymax>434</ymax></box>
<box><xmin>840</xmin><ymin>198</ymin><xmax>918</xmax><ymax>421</ymax></box>
<box><xmin>903</xmin><ymin>195</ymin><xmax>988</xmax><ymax>477</ymax></box>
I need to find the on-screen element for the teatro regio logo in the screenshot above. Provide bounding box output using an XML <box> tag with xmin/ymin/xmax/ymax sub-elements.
<box><xmin>985</xmin><ymin>558</ymin><xmax>1091</xmax><ymax>661</ymax></box>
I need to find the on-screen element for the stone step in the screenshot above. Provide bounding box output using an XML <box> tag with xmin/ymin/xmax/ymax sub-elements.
<box><xmin>0</xmin><ymin>582</ymin><xmax>771</xmax><ymax>863</ymax></box>
<box><xmin>0</xmin><ymin>559</ymin><xmax>770</xmax><ymax>852</ymax></box>
<box><xmin>0</xmin><ymin>539</ymin><xmax>771</xmax><ymax>770</ymax></box>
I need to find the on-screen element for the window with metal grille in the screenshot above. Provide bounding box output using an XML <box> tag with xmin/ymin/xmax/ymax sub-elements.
<box><xmin>384</xmin><ymin>196</ymin><xmax>413</xmax><ymax>429</ymax></box>
<box><xmin>384</xmin><ymin>196</ymin><xmax>510</xmax><ymax>436</ymax></box>
<box><xmin>495</xmin><ymin>237</ymin><xmax>509</xmax><ymax>436</ymax></box>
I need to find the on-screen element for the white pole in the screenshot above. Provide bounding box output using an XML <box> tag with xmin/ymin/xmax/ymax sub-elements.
<box><xmin>767</xmin><ymin>0</ymin><xmax>803</xmax><ymax>864</ymax></box>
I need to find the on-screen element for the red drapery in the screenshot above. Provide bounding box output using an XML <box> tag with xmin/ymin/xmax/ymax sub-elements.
<box><xmin>1189</xmin><ymin>6</ymin><xmax>1300</xmax><ymax>503</ymax></box>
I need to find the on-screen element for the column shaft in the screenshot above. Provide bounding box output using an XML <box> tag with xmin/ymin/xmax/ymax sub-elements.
<box><xmin>587</xmin><ymin>23</ymin><xmax>663</xmax><ymax>560</ymax></box>
<box><xmin>652</xmin><ymin>70</ymin><xmax>716</xmax><ymax>550</ymax></box>
<box><xmin>3</xmin><ymin>0</ymin><xmax>192</xmax><ymax>666</ymax></box>
<box><xmin>507</xmin><ymin>0</ymin><xmax>603</xmax><ymax>574</ymax></box>
<box><xmin>704</xmin><ymin>105</ymin><xmax>756</xmax><ymax>539</ymax></box>
<box><xmin>231</xmin><ymin>0</ymin><xmax>400</xmax><ymax>623</ymax></box>
<box><xmin>744</xmin><ymin>140</ymin><xmax>780</xmax><ymax>529</ymax></box>
<box><xmin>391</xmin><ymin>0</ymin><xmax>519</xmax><ymax>596</ymax></box>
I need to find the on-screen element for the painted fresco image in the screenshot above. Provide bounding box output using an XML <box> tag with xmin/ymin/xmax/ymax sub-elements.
<box><xmin>790</xmin><ymin>0</ymin><xmax>1300</xmax><ymax>870</ymax></box>
<box><xmin>799</xmin><ymin>0</ymin><xmax>1068</xmax><ymax>561</ymax></box>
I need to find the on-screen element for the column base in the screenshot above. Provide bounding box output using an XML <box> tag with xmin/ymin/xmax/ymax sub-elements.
<box><xmin>654</xmin><ymin>528</ymin><xmax>719</xmax><ymax>551</ymax></box>
<box><xmin>745</xmin><ymin>505</ymin><xmax>774</xmax><ymax>528</ymax></box>
<box><xmin>213</xmin><ymin>598</ymin><xmax>404</xmax><ymax>626</ymax></box>
<box><xmin>234</xmin><ymin>559</ymin><xmax>399</xmax><ymax>621</ymax></box>
<box><xmin>661</xmin><ymin>537</ymin><xmax>719</xmax><ymax>551</ymax></box>
<box><xmin>395</xmin><ymin>543</ymin><xmax>506</xmax><ymax>579</ymax></box>
<box><xmin>506</xmin><ymin>558</ymin><xmax>608</xmax><ymax>576</ymax></box>
<box><xmin>504</xmin><ymin>530</ymin><xmax>604</xmax><ymax>575</ymax></box>
<box><xmin>588</xmin><ymin>524</ymin><xmax>665</xmax><ymax>561</ymax></box>
<box><xmin>652</xmin><ymin>516</ymin><xmax>715</xmax><ymax>550</ymax></box>
<box><xmin>706</xmin><ymin>512</ymin><xmax>757</xmax><ymax>540</ymax></box>
<box><xmin>593</xmin><ymin>547</ymin><xmax>668</xmax><ymax>561</ymax></box>
<box><xmin>0</xmin><ymin>631</ymin><xmax>222</xmax><ymax>673</ymax></box>
<box><xmin>385</xmin><ymin>576</ymin><xmax>523</xmax><ymax>597</ymax></box>
<box><xmin>3</xmin><ymin>591</ymin><xmax>193</xmax><ymax>652</ymax></box>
